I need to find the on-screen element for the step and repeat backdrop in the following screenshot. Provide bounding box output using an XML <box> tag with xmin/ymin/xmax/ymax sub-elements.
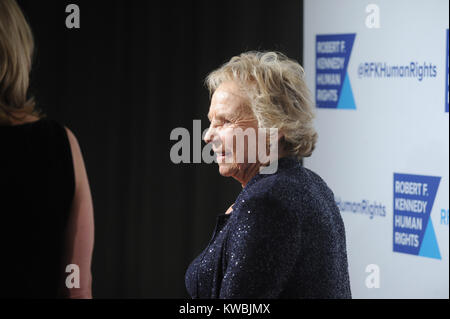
<box><xmin>303</xmin><ymin>0</ymin><xmax>449</xmax><ymax>298</ymax></box>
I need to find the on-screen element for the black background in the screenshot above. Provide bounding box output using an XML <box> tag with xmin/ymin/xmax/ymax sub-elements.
<box><xmin>16</xmin><ymin>0</ymin><xmax>304</xmax><ymax>298</ymax></box>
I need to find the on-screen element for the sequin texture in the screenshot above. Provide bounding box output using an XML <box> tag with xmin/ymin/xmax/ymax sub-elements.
<box><xmin>185</xmin><ymin>156</ymin><xmax>352</xmax><ymax>298</ymax></box>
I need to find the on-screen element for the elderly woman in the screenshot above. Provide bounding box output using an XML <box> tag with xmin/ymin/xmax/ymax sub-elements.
<box><xmin>185</xmin><ymin>51</ymin><xmax>351</xmax><ymax>299</ymax></box>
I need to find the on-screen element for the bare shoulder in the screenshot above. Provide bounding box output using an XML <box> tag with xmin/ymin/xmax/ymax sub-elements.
<box><xmin>64</xmin><ymin>127</ymin><xmax>83</xmax><ymax>169</ymax></box>
<box><xmin>64</xmin><ymin>127</ymin><xmax>81</xmax><ymax>151</ymax></box>
<box><xmin>64</xmin><ymin>126</ymin><xmax>75</xmax><ymax>140</ymax></box>
<box><xmin>64</xmin><ymin>127</ymin><xmax>90</xmax><ymax>194</ymax></box>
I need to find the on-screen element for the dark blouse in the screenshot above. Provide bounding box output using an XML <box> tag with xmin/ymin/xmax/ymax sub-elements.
<box><xmin>0</xmin><ymin>118</ymin><xmax>75</xmax><ymax>298</ymax></box>
<box><xmin>185</xmin><ymin>156</ymin><xmax>352</xmax><ymax>299</ymax></box>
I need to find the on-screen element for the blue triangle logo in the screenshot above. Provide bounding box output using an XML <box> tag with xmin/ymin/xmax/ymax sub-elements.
<box><xmin>419</xmin><ymin>220</ymin><xmax>441</xmax><ymax>260</ymax></box>
<box><xmin>337</xmin><ymin>74</ymin><xmax>356</xmax><ymax>109</ymax></box>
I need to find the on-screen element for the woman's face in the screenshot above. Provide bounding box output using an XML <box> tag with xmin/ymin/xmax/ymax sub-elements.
<box><xmin>204</xmin><ymin>81</ymin><xmax>261</xmax><ymax>185</ymax></box>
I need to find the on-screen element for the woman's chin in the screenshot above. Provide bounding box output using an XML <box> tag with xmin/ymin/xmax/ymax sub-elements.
<box><xmin>218</xmin><ymin>162</ymin><xmax>235</xmax><ymax>177</ymax></box>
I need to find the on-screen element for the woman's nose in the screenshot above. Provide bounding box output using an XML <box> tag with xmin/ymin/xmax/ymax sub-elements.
<box><xmin>204</xmin><ymin>126</ymin><xmax>214</xmax><ymax>144</ymax></box>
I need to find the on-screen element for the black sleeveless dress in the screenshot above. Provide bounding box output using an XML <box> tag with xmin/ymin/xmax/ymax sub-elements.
<box><xmin>0</xmin><ymin>118</ymin><xmax>75</xmax><ymax>298</ymax></box>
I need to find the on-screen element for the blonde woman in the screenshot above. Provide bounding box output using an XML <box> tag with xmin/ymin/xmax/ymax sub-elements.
<box><xmin>185</xmin><ymin>51</ymin><xmax>352</xmax><ymax>298</ymax></box>
<box><xmin>0</xmin><ymin>0</ymin><xmax>94</xmax><ymax>298</ymax></box>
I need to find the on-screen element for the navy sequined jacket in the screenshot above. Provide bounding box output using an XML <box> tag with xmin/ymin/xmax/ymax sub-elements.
<box><xmin>185</xmin><ymin>156</ymin><xmax>352</xmax><ymax>299</ymax></box>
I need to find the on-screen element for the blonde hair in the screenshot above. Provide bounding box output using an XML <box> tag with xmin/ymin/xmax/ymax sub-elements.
<box><xmin>206</xmin><ymin>51</ymin><xmax>318</xmax><ymax>159</ymax></box>
<box><xmin>0</xmin><ymin>0</ymin><xmax>39</xmax><ymax>125</ymax></box>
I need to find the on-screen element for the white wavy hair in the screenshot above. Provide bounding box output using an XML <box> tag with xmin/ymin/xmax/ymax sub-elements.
<box><xmin>206</xmin><ymin>51</ymin><xmax>318</xmax><ymax>159</ymax></box>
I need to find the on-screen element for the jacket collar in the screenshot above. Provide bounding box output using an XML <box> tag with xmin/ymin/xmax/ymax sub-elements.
<box><xmin>245</xmin><ymin>156</ymin><xmax>300</xmax><ymax>189</ymax></box>
<box><xmin>231</xmin><ymin>156</ymin><xmax>300</xmax><ymax>211</ymax></box>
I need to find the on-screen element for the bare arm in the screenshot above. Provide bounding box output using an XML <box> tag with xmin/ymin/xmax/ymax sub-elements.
<box><xmin>61</xmin><ymin>127</ymin><xmax>95</xmax><ymax>299</ymax></box>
